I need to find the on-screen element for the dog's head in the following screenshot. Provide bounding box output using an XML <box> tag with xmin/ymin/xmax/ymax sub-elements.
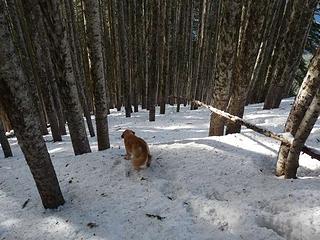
<box><xmin>121</xmin><ymin>129</ymin><xmax>135</xmax><ymax>139</ymax></box>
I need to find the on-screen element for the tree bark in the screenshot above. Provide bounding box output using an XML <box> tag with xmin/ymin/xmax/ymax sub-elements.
<box><xmin>50</xmin><ymin>80</ymin><xmax>67</xmax><ymax>135</ymax></box>
<box><xmin>66</xmin><ymin>0</ymin><xmax>95</xmax><ymax>138</ymax></box>
<box><xmin>225</xmin><ymin>0</ymin><xmax>267</xmax><ymax>134</ymax></box>
<box><xmin>276</xmin><ymin>48</ymin><xmax>320</xmax><ymax>176</ymax></box>
<box><xmin>7</xmin><ymin>0</ymin><xmax>49</xmax><ymax>135</ymax></box>
<box><xmin>148</xmin><ymin>0</ymin><xmax>159</xmax><ymax>121</ymax></box>
<box><xmin>0</xmin><ymin>3</ymin><xmax>64</xmax><ymax>208</ymax></box>
<box><xmin>39</xmin><ymin>0</ymin><xmax>91</xmax><ymax>155</ymax></box>
<box><xmin>0</xmin><ymin>121</ymin><xmax>12</xmax><ymax>158</ymax></box>
<box><xmin>117</xmin><ymin>0</ymin><xmax>131</xmax><ymax>117</ymax></box>
<box><xmin>247</xmin><ymin>0</ymin><xmax>286</xmax><ymax>104</ymax></box>
<box><xmin>285</xmin><ymin>90</ymin><xmax>320</xmax><ymax>179</ymax></box>
<box><xmin>84</xmin><ymin>0</ymin><xmax>110</xmax><ymax>150</ymax></box>
<box><xmin>208</xmin><ymin>0</ymin><xmax>241</xmax><ymax>136</ymax></box>
<box><xmin>264</xmin><ymin>0</ymin><xmax>318</xmax><ymax>109</ymax></box>
<box><xmin>23</xmin><ymin>2</ymin><xmax>62</xmax><ymax>142</ymax></box>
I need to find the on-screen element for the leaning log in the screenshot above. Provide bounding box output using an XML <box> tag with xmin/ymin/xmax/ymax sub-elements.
<box><xmin>194</xmin><ymin>100</ymin><xmax>320</xmax><ymax>161</ymax></box>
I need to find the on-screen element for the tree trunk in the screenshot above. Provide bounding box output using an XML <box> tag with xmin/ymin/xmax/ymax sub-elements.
<box><xmin>168</xmin><ymin>0</ymin><xmax>178</xmax><ymax>107</ymax></box>
<box><xmin>176</xmin><ymin>1</ymin><xmax>184</xmax><ymax>113</ymax></box>
<box><xmin>0</xmin><ymin>121</ymin><xmax>12</xmax><ymax>158</ymax></box>
<box><xmin>39</xmin><ymin>0</ymin><xmax>91</xmax><ymax>155</ymax></box>
<box><xmin>66</xmin><ymin>0</ymin><xmax>95</xmax><ymax>138</ymax></box>
<box><xmin>264</xmin><ymin>0</ymin><xmax>318</xmax><ymax>109</ymax></box>
<box><xmin>225</xmin><ymin>0</ymin><xmax>267</xmax><ymax>134</ymax></box>
<box><xmin>158</xmin><ymin>0</ymin><xmax>167</xmax><ymax>114</ymax></box>
<box><xmin>84</xmin><ymin>0</ymin><xmax>110</xmax><ymax>150</ymax></box>
<box><xmin>117</xmin><ymin>0</ymin><xmax>131</xmax><ymax>117</ymax></box>
<box><xmin>7</xmin><ymin>0</ymin><xmax>49</xmax><ymax>136</ymax></box>
<box><xmin>285</xmin><ymin>90</ymin><xmax>320</xmax><ymax>179</ymax></box>
<box><xmin>276</xmin><ymin>49</ymin><xmax>320</xmax><ymax>176</ymax></box>
<box><xmin>50</xmin><ymin>80</ymin><xmax>67</xmax><ymax>135</ymax></box>
<box><xmin>24</xmin><ymin>2</ymin><xmax>62</xmax><ymax>142</ymax></box>
<box><xmin>208</xmin><ymin>0</ymin><xmax>241</xmax><ymax>136</ymax></box>
<box><xmin>247</xmin><ymin>0</ymin><xmax>286</xmax><ymax>104</ymax></box>
<box><xmin>190</xmin><ymin>0</ymin><xmax>207</xmax><ymax>110</ymax></box>
<box><xmin>148</xmin><ymin>0</ymin><xmax>159</xmax><ymax>121</ymax></box>
<box><xmin>0</xmin><ymin>3</ymin><xmax>64</xmax><ymax>208</ymax></box>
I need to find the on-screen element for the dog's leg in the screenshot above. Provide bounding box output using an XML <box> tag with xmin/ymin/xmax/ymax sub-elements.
<box><xmin>147</xmin><ymin>154</ymin><xmax>152</xmax><ymax>167</ymax></box>
<box><xmin>124</xmin><ymin>151</ymin><xmax>131</xmax><ymax>160</ymax></box>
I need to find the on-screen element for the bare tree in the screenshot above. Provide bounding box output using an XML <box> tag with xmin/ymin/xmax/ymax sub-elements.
<box><xmin>21</xmin><ymin>1</ymin><xmax>62</xmax><ymax>142</ymax></box>
<box><xmin>0</xmin><ymin>120</ymin><xmax>12</xmax><ymax>158</ymax></box>
<box><xmin>264</xmin><ymin>0</ymin><xmax>318</xmax><ymax>109</ymax></box>
<box><xmin>83</xmin><ymin>0</ymin><xmax>110</xmax><ymax>150</ymax></box>
<box><xmin>148</xmin><ymin>0</ymin><xmax>159</xmax><ymax>121</ymax></box>
<box><xmin>225</xmin><ymin>0</ymin><xmax>268</xmax><ymax>134</ymax></box>
<box><xmin>39</xmin><ymin>0</ymin><xmax>91</xmax><ymax>155</ymax></box>
<box><xmin>208</xmin><ymin>0</ymin><xmax>241</xmax><ymax>136</ymax></box>
<box><xmin>0</xmin><ymin>2</ymin><xmax>64</xmax><ymax>208</ymax></box>
<box><xmin>285</xmin><ymin>90</ymin><xmax>320</xmax><ymax>178</ymax></box>
<box><xmin>276</xmin><ymin>49</ymin><xmax>320</xmax><ymax>177</ymax></box>
<box><xmin>117</xmin><ymin>0</ymin><xmax>132</xmax><ymax>117</ymax></box>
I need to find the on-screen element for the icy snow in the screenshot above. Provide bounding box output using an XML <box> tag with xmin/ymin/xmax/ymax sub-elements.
<box><xmin>1</xmin><ymin>98</ymin><xmax>320</xmax><ymax>240</ymax></box>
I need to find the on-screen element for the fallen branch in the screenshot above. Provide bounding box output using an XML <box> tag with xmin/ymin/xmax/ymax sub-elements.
<box><xmin>194</xmin><ymin>100</ymin><xmax>320</xmax><ymax>161</ymax></box>
<box><xmin>22</xmin><ymin>198</ymin><xmax>30</xmax><ymax>209</ymax></box>
<box><xmin>145</xmin><ymin>213</ymin><xmax>166</xmax><ymax>221</ymax></box>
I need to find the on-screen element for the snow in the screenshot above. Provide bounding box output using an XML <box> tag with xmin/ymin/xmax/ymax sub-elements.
<box><xmin>1</xmin><ymin>98</ymin><xmax>320</xmax><ymax>240</ymax></box>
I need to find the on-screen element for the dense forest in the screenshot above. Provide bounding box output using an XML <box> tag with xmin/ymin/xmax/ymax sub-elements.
<box><xmin>0</xmin><ymin>0</ymin><xmax>320</xmax><ymax>217</ymax></box>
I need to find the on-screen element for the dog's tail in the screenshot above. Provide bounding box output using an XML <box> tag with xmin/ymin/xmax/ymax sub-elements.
<box><xmin>147</xmin><ymin>154</ymin><xmax>152</xmax><ymax>167</ymax></box>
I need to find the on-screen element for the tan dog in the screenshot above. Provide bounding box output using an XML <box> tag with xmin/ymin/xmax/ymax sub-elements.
<box><xmin>121</xmin><ymin>129</ymin><xmax>151</xmax><ymax>170</ymax></box>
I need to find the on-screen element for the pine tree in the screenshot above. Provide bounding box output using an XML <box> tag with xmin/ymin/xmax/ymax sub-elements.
<box><xmin>276</xmin><ymin>49</ymin><xmax>320</xmax><ymax>177</ymax></box>
<box><xmin>0</xmin><ymin>120</ymin><xmax>12</xmax><ymax>158</ymax></box>
<box><xmin>208</xmin><ymin>0</ymin><xmax>242</xmax><ymax>136</ymax></box>
<box><xmin>39</xmin><ymin>0</ymin><xmax>91</xmax><ymax>155</ymax></box>
<box><xmin>83</xmin><ymin>0</ymin><xmax>110</xmax><ymax>150</ymax></box>
<box><xmin>0</xmin><ymin>2</ymin><xmax>64</xmax><ymax>208</ymax></box>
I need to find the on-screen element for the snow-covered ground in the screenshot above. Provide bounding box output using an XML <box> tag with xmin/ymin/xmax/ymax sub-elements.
<box><xmin>1</xmin><ymin>98</ymin><xmax>320</xmax><ymax>240</ymax></box>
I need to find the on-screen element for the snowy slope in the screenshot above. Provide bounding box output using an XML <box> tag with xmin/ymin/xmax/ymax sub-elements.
<box><xmin>1</xmin><ymin>98</ymin><xmax>320</xmax><ymax>240</ymax></box>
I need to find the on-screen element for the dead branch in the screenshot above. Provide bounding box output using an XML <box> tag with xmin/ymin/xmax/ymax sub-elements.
<box><xmin>194</xmin><ymin>100</ymin><xmax>320</xmax><ymax>161</ymax></box>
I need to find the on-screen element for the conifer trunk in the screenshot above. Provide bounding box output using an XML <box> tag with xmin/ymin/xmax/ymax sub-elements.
<box><xmin>276</xmin><ymin>49</ymin><xmax>320</xmax><ymax>176</ymax></box>
<box><xmin>0</xmin><ymin>121</ymin><xmax>12</xmax><ymax>158</ymax></box>
<box><xmin>0</xmin><ymin>3</ymin><xmax>64</xmax><ymax>208</ymax></box>
<box><xmin>83</xmin><ymin>0</ymin><xmax>110</xmax><ymax>150</ymax></box>
<box><xmin>225</xmin><ymin>0</ymin><xmax>267</xmax><ymax>134</ymax></box>
<box><xmin>209</xmin><ymin>0</ymin><xmax>241</xmax><ymax>136</ymax></box>
<box><xmin>39</xmin><ymin>0</ymin><xmax>91</xmax><ymax>155</ymax></box>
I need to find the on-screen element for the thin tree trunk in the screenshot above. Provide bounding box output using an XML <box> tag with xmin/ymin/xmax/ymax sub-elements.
<box><xmin>84</xmin><ymin>0</ymin><xmax>110</xmax><ymax>150</ymax></box>
<box><xmin>148</xmin><ymin>0</ymin><xmax>159</xmax><ymax>121</ymax></box>
<box><xmin>7</xmin><ymin>0</ymin><xmax>49</xmax><ymax>135</ymax></box>
<box><xmin>285</xmin><ymin>90</ymin><xmax>320</xmax><ymax>179</ymax></box>
<box><xmin>66</xmin><ymin>0</ymin><xmax>95</xmax><ymax>138</ymax></box>
<box><xmin>264</xmin><ymin>0</ymin><xmax>318</xmax><ymax>109</ymax></box>
<box><xmin>0</xmin><ymin>121</ymin><xmax>12</xmax><ymax>158</ymax></box>
<box><xmin>225</xmin><ymin>0</ymin><xmax>267</xmax><ymax>134</ymax></box>
<box><xmin>117</xmin><ymin>0</ymin><xmax>131</xmax><ymax>117</ymax></box>
<box><xmin>24</xmin><ymin>2</ymin><xmax>62</xmax><ymax>142</ymax></box>
<box><xmin>50</xmin><ymin>81</ymin><xmax>67</xmax><ymax>135</ymax></box>
<box><xmin>39</xmin><ymin>0</ymin><xmax>91</xmax><ymax>155</ymax></box>
<box><xmin>247</xmin><ymin>0</ymin><xmax>285</xmax><ymax>104</ymax></box>
<box><xmin>209</xmin><ymin>0</ymin><xmax>241</xmax><ymax>136</ymax></box>
<box><xmin>276</xmin><ymin>48</ymin><xmax>320</xmax><ymax>176</ymax></box>
<box><xmin>0</xmin><ymin>3</ymin><xmax>64</xmax><ymax>208</ymax></box>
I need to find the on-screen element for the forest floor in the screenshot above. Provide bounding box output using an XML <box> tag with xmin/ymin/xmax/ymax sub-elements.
<box><xmin>1</xmin><ymin>98</ymin><xmax>320</xmax><ymax>240</ymax></box>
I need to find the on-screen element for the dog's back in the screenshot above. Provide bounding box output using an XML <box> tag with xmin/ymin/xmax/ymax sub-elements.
<box><xmin>122</xmin><ymin>130</ymin><xmax>151</xmax><ymax>170</ymax></box>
